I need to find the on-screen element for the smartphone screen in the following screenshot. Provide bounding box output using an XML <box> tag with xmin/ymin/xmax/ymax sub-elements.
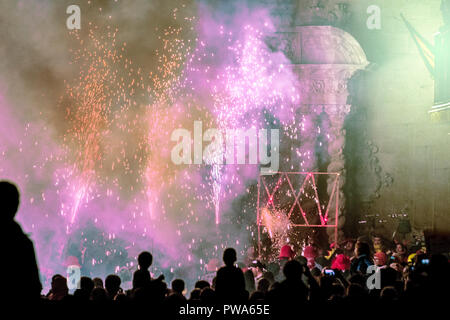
<box><xmin>324</xmin><ymin>269</ymin><xmax>335</xmax><ymax>276</ymax></box>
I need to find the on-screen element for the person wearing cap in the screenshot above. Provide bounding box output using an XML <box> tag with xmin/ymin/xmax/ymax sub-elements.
<box><xmin>278</xmin><ymin>244</ymin><xmax>295</xmax><ymax>281</ymax></box>
<box><xmin>279</xmin><ymin>244</ymin><xmax>295</xmax><ymax>260</ymax></box>
<box><xmin>374</xmin><ymin>251</ymin><xmax>388</xmax><ymax>268</ymax></box>
<box><xmin>331</xmin><ymin>254</ymin><xmax>351</xmax><ymax>271</ymax></box>
<box><xmin>303</xmin><ymin>245</ymin><xmax>318</xmax><ymax>269</ymax></box>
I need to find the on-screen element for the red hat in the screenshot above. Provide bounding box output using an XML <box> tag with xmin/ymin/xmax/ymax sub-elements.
<box><xmin>331</xmin><ymin>254</ymin><xmax>351</xmax><ymax>271</ymax></box>
<box><xmin>65</xmin><ymin>255</ymin><xmax>80</xmax><ymax>267</ymax></box>
<box><xmin>279</xmin><ymin>245</ymin><xmax>295</xmax><ymax>259</ymax></box>
<box><xmin>303</xmin><ymin>245</ymin><xmax>317</xmax><ymax>259</ymax></box>
<box><xmin>374</xmin><ymin>252</ymin><xmax>387</xmax><ymax>265</ymax></box>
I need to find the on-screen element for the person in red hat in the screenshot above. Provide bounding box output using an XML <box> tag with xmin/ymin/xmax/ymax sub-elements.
<box><xmin>374</xmin><ymin>251</ymin><xmax>388</xmax><ymax>268</ymax></box>
<box><xmin>331</xmin><ymin>254</ymin><xmax>351</xmax><ymax>271</ymax></box>
<box><xmin>303</xmin><ymin>245</ymin><xmax>318</xmax><ymax>269</ymax></box>
<box><xmin>278</xmin><ymin>244</ymin><xmax>296</xmax><ymax>280</ymax></box>
<box><xmin>279</xmin><ymin>244</ymin><xmax>296</xmax><ymax>260</ymax></box>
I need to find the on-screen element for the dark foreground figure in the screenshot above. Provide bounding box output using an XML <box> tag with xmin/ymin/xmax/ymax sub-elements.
<box><xmin>1</xmin><ymin>181</ymin><xmax>42</xmax><ymax>302</ymax></box>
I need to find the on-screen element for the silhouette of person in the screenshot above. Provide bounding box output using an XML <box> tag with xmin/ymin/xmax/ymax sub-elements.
<box><xmin>132</xmin><ymin>251</ymin><xmax>152</xmax><ymax>289</ymax></box>
<box><xmin>244</xmin><ymin>269</ymin><xmax>256</xmax><ymax>293</ymax></box>
<box><xmin>0</xmin><ymin>181</ymin><xmax>42</xmax><ymax>301</ymax></box>
<box><xmin>194</xmin><ymin>280</ymin><xmax>210</xmax><ymax>290</ymax></box>
<box><xmin>131</xmin><ymin>251</ymin><xmax>166</xmax><ymax>304</ymax></box>
<box><xmin>105</xmin><ymin>274</ymin><xmax>122</xmax><ymax>300</ymax></box>
<box><xmin>93</xmin><ymin>277</ymin><xmax>103</xmax><ymax>288</ymax></box>
<box><xmin>265</xmin><ymin>259</ymin><xmax>309</xmax><ymax>315</ymax></box>
<box><xmin>74</xmin><ymin>276</ymin><xmax>94</xmax><ymax>301</ymax></box>
<box><xmin>170</xmin><ymin>278</ymin><xmax>186</xmax><ymax>297</ymax></box>
<box><xmin>91</xmin><ymin>287</ymin><xmax>107</xmax><ymax>301</ymax></box>
<box><xmin>215</xmin><ymin>248</ymin><xmax>246</xmax><ymax>302</ymax></box>
<box><xmin>165</xmin><ymin>278</ymin><xmax>187</xmax><ymax>307</ymax></box>
<box><xmin>279</xmin><ymin>260</ymin><xmax>308</xmax><ymax>303</ymax></box>
<box><xmin>48</xmin><ymin>274</ymin><xmax>68</xmax><ymax>301</ymax></box>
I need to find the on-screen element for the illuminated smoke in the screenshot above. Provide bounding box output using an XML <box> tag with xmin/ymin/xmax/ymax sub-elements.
<box><xmin>0</xmin><ymin>0</ymin><xmax>314</xmax><ymax>289</ymax></box>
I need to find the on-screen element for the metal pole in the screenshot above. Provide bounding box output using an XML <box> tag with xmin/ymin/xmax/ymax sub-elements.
<box><xmin>335</xmin><ymin>175</ymin><xmax>339</xmax><ymax>245</ymax></box>
<box><xmin>257</xmin><ymin>174</ymin><xmax>261</xmax><ymax>259</ymax></box>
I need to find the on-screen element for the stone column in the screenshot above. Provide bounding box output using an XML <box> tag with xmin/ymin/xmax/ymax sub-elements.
<box><xmin>324</xmin><ymin>103</ymin><xmax>351</xmax><ymax>241</ymax></box>
<box><xmin>280</xmin><ymin>26</ymin><xmax>369</xmax><ymax>241</ymax></box>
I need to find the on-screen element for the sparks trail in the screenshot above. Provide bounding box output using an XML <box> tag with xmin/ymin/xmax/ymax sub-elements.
<box><xmin>60</xmin><ymin>24</ymin><xmax>148</xmax><ymax>226</ymax></box>
<box><xmin>183</xmin><ymin>23</ymin><xmax>300</xmax><ymax>225</ymax></box>
<box><xmin>42</xmin><ymin>6</ymin><xmax>302</xmax><ymax>283</ymax></box>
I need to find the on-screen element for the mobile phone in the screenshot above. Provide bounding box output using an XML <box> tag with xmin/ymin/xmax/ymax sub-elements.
<box><xmin>324</xmin><ymin>269</ymin><xmax>335</xmax><ymax>276</ymax></box>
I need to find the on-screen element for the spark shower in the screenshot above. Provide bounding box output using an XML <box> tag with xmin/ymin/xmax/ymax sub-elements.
<box><xmin>0</xmin><ymin>1</ymin><xmax>327</xmax><ymax>289</ymax></box>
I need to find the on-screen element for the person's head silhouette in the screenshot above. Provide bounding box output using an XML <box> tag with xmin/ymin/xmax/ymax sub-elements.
<box><xmin>223</xmin><ymin>248</ymin><xmax>237</xmax><ymax>267</ymax></box>
<box><xmin>105</xmin><ymin>274</ymin><xmax>121</xmax><ymax>298</ymax></box>
<box><xmin>137</xmin><ymin>251</ymin><xmax>153</xmax><ymax>270</ymax></box>
<box><xmin>171</xmin><ymin>279</ymin><xmax>185</xmax><ymax>294</ymax></box>
<box><xmin>0</xmin><ymin>181</ymin><xmax>20</xmax><ymax>222</ymax></box>
<box><xmin>283</xmin><ymin>260</ymin><xmax>303</xmax><ymax>280</ymax></box>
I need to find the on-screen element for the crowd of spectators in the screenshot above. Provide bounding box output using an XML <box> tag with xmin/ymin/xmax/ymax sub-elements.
<box><xmin>2</xmin><ymin>180</ymin><xmax>449</xmax><ymax>315</ymax></box>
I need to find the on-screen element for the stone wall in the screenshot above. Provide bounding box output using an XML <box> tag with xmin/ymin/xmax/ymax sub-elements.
<box><xmin>341</xmin><ymin>0</ymin><xmax>450</xmax><ymax>238</ymax></box>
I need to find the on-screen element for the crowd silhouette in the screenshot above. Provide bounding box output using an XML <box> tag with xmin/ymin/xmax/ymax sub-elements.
<box><xmin>1</xmin><ymin>180</ymin><xmax>449</xmax><ymax>315</ymax></box>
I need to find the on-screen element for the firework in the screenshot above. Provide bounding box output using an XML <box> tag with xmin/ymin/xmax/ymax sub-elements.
<box><xmin>260</xmin><ymin>207</ymin><xmax>291</xmax><ymax>257</ymax></box>
<box><xmin>1</xmin><ymin>2</ymin><xmax>312</xmax><ymax>289</ymax></box>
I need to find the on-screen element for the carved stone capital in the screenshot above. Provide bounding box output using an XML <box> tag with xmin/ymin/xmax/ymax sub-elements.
<box><xmin>291</xmin><ymin>64</ymin><xmax>364</xmax><ymax>105</ymax></box>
